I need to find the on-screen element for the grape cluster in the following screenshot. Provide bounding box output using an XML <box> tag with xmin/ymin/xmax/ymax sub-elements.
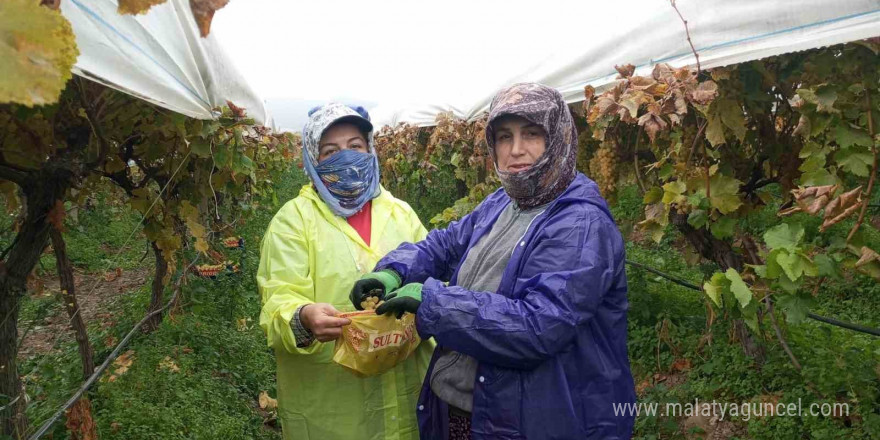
<box><xmin>360</xmin><ymin>296</ymin><xmax>385</xmax><ymax>311</ymax></box>
<box><xmin>589</xmin><ymin>142</ymin><xmax>619</xmax><ymax>198</ymax></box>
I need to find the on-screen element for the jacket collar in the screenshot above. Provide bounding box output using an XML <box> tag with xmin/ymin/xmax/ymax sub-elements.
<box><xmin>299</xmin><ymin>184</ymin><xmax>391</xmax><ymax>254</ymax></box>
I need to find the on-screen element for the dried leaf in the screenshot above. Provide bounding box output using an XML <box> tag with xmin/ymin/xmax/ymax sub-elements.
<box><xmin>792</xmin><ymin>114</ymin><xmax>811</xmax><ymax>138</ymax></box>
<box><xmin>821</xmin><ymin>186</ymin><xmax>862</xmax><ymax>231</ymax></box>
<box><xmin>688</xmin><ymin>81</ymin><xmax>718</xmax><ymax>105</ymax></box>
<box><xmin>638</xmin><ymin>113</ymin><xmax>667</xmax><ymax>143</ymax></box>
<box><xmin>190</xmin><ymin>0</ymin><xmax>230</xmax><ymax>37</ymax></box>
<box><xmin>583</xmin><ymin>85</ymin><xmax>595</xmax><ymax>102</ymax></box>
<box><xmin>792</xmin><ymin>184</ymin><xmax>838</xmax><ymax>215</ymax></box>
<box><xmin>158</xmin><ymin>356</ymin><xmax>180</xmax><ymax>373</ymax></box>
<box><xmin>117</xmin><ymin>0</ymin><xmax>166</xmax><ymax>15</ymax></box>
<box><xmin>855</xmin><ymin>246</ymin><xmax>879</xmax><ymax>268</ymax></box>
<box><xmin>595</xmin><ymin>96</ymin><xmax>619</xmax><ymax>118</ymax></box>
<box><xmin>105</xmin><ymin>350</ymin><xmax>135</xmax><ymax>382</ymax></box>
<box><xmin>652</xmin><ymin>63</ymin><xmax>676</xmax><ymax>84</ymax></box>
<box><xmin>615</xmin><ymin>64</ymin><xmax>636</xmax><ymax>78</ymax></box>
<box><xmin>671</xmin><ymin>358</ymin><xmax>692</xmax><ymax>372</ymax></box>
<box><xmin>259</xmin><ymin>391</ymin><xmax>278</xmax><ymax>410</ymax></box>
<box><xmin>226</xmin><ymin>100</ymin><xmax>246</xmax><ymax>118</ymax></box>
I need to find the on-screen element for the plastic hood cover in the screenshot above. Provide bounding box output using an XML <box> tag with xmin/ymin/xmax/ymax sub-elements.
<box><xmin>61</xmin><ymin>0</ymin><xmax>273</xmax><ymax>127</ymax></box>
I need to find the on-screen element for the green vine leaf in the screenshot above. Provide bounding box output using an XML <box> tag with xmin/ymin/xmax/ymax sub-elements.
<box><xmin>833</xmin><ymin>123</ymin><xmax>873</xmax><ymax>148</ymax></box>
<box><xmin>763</xmin><ymin>223</ymin><xmax>805</xmax><ymax>251</ymax></box>
<box><xmin>724</xmin><ymin>268</ymin><xmax>753</xmax><ymax>309</ymax></box>
<box><xmin>776</xmin><ymin>292</ymin><xmax>815</xmax><ymax>324</ymax></box>
<box><xmin>709</xmin><ymin>216</ymin><xmax>736</xmax><ymax>239</ymax></box>
<box><xmin>707</xmin><ymin>174</ymin><xmax>743</xmax><ymax>214</ymax></box>
<box><xmin>834</xmin><ymin>146</ymin><xmax>873</xmax><ymax>177</ymax></box>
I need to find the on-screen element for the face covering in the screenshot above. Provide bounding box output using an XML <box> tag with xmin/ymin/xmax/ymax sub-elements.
<box><xmin>302</xmin><ymin>148</ymin><xmax>380</xmax><ymax>217</ymax></box>
<box><xmin>301</xmin><ymin>103</ymin><xmax>380</xmax><ymax>217</ymax></box>
<box><xmin>485</xmin><ymin>83</ymin><xmax>579</xmax><ymax>209</ymax></box>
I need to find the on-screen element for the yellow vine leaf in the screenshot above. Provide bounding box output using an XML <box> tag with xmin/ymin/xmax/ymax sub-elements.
<box><xmin>117</xmin><ymin>0</ymin><xmax>167</xmax><ymax>15</ymax></box>
<box><xmin>0</xmin><ymin>0</ymin><xmax>79</xmax><ymax>106</ymax></box>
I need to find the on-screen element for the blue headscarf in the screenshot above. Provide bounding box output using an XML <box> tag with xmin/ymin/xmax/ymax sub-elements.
<box><xmin>301</xmin><ymin>103</ymin><xmax>381</xmax><ymax>218</ymax></box>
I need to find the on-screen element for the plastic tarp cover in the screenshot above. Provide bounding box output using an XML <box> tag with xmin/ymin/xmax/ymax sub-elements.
<box><xmin>358</xmin><ymin>0</ymin><xmax>879</xmax><ymax>127</ymax></box>
<box><xmin>60</xmin><ymin>0</ymin><xmax>272</xmax><ymax>127</ymax></box>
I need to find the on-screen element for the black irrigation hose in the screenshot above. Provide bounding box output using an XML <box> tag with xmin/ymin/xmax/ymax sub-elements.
<box><xmin>624</xmin><ymin>259</ymin><xmax>880</xmax><ymax>338</ymax></box>
<box><xmin>805</xmin><ymin>313</ymin><xmax>880</xmax><ymax>337</ymax></box>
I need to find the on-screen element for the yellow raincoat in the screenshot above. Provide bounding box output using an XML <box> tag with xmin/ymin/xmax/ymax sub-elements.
<box><xmin>257</xmin><ymin>184</ymin><xmax>434</xmax><ymax>440</ymax></box>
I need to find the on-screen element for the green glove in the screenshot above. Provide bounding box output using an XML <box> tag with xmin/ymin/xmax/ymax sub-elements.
<box><xmin>375</xmin><ymin>283</ymin><xmax>423</xmax><ymax>318</ymax></box>
<box><xmin>350</xmin><ymin>269</ymin><xmax>402</xmax><ymax>310</ymax></box>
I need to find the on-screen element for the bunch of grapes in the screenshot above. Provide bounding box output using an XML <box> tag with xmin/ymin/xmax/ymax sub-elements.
<box><xmin>195</xmin><ymin>260</ymin><xmax>239</xmax><ymax>277</ymax></box>
<box><xmin>589</xmin><ymin>141</ymin><xmax>619</xmax><ymax>199</ymax></box>
<box><xmin>359</xmin><ymin>293</ymin><xmax>385</xmax><ymax>311</ymax></box>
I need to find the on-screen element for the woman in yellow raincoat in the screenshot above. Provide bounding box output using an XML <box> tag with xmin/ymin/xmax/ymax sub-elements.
<box><xmin>257</xmin><ymin>103</ymin><xmax>434</xmax><ymax>440</ymax></box>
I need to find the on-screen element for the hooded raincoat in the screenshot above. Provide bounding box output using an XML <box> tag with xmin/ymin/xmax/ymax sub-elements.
<box><xmin>375</xmin><ymin>174</ymin><xmax>635</xmax><ymax>439</ymax></box>
<box><xmin>375</xmin><ymin>83</ymin><xmax>634</xmax><ymax>439</ymax></box>
<box><xmin>257</xmin><ymin>184</ymin><xmax>434</xmax><ymax>440</ymax></box>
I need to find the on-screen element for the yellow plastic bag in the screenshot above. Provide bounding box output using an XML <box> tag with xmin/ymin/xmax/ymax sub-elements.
<box><xmin>332</xmin><ymin>310</ymin><xmax>421</xmax><ymax>377</ymax></box>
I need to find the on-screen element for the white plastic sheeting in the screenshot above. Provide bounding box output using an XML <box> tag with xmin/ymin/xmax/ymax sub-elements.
<box><xmin>212</xmin><ymin>0</ymin><xmax>879</xmax><ymax>130</ymax></box>
<box><xmin>368</xmin><ymin>1</ymin><xmax>880</xmax><ymax>127</ymax></box>
<box><xmin>61</xmin><ymin>0</ymin><xmax>272</xmax><ymax>126</ymax></box>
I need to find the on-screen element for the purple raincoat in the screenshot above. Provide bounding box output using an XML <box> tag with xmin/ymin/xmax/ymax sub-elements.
<box><xmin>375</xmin><ymin>173</ymin><xmax>636</xmax><ymax>440</ymax></box>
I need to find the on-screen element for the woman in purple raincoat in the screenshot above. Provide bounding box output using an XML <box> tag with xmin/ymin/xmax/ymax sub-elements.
<box><xmin>349</xmin><ymin>83</ymin><xmax>636</xmax><ymax>440</ymax></box>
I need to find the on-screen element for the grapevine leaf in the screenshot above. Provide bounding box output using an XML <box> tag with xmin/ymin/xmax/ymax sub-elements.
<box><xmin>0</xmin><ymin>0</ymin><xmax>80</xmax><ymax>106</ymax></box>
<box><xmin>709</xmin><ymin>216</ymin><xmax>736</xmax><ymax>239</ymax></box>
<box><xmin>689</xmin><ymin>81</ymin><xmax>718</xmax><ymax>105</ymax></box>
<box><xmin>749</xmin><ymin>264</ymin><xmax>767</xmax><ymax>278</ymax></box>
<box><xmin>775</xmin><ymin>249</ymin><xmax>805</xmax><ymax>281</ymax></box>
<box><xmin>687</xmin><ymin>209</ymin><xmax>707</xmax><ymax>229</ymax></box>
<box><xmin>718</xmin><ymin>99</ymin><xmax>747</xmax><ymax>142</ymax></box>
<box><xmin>117</xmin><ymin>0</ymin><xmax>167</xmax><ymax>14</ymax></box>
<box><xmin>813</xmin><ymin>254</ymin><xmax>841</xmax><ymax>280</ymax></box>
<box><xmin>724</xmin><ymin>268</ymin><xmax>753</xmax><ymax>308</ymax></box>
<box><xmin>740</xmin><ymin>300</ymin><xmax>760</xmax><ymax>332</ymax></box>
<box><xmin>855</xmin><ymin>246</ymin><xmax>880</xmax><ymax>268</ymax></box>
<box><xmin>190</xmin><ymin>139</ymin><xmax>212</xmax><ymax>158</ymax></box>
<box><xmin>763</xmin><ymin>223</ymin><xmax>804</xmax><ymax>251</ymax></box>
<box><xmin>834</xmin><ymin>124</ymin><xmax>872</xmax><ymax>148</ymax></box>
<box><xmin>834</xmin><ymin>146</ymin><xmax>873</xmax><ymax>177</ymax></box>
<box><xmin>798</xmin><ymin>154</ymin><xmax>825</xmax><ymax>173</ymax></box>
<box><xmin>643</xmin><ymin>186</ymin><xmax>663</xmax><ymax>204</ymax></box>
<box><xmin>702</xmin><ymin>272</ymin><xmax>728</xmax><ymax>307</ymax></box>
<box><xmin>775</xmin><ymin>272</ymin><xmax>801</xmax><ymax>294</ymax></box>
<box><xmin>766</xmin><ymin>249</ymin><xmax>783</xmax><ymax>279</ymax></box>
<box><xmin>707</xmin><ymin>173</ymin><xmax>743</xmax><ymax>214</ymax></box>
<box><xmin>776</xmin><ymin>293</ymin><xmax>814</xmax><ymax>324</ymax></box>
<box><xmin>661</xmin><ymin>181</ymin><xmax>686</xmax><ymax>204</ymax></box>
<box><xmin>821</xmin><ymin>186</ymin><xmax>862</xmax><ymax>231</ymax></box>
<box><xmin>190</xmin><ymin>0</ymin><xmax>230</xmax><ymax>37</ymax></box>
<box><xmin>658</xmin><ymin>163</ymin><xmax>674</xmax><ymax>180</ymax></box>
<box><xmin>792</xmin><ymin>114</ymin><xmax>811</xmax><ymax>138</ymax></box>
<box><xmin>856</xmin><ymin>259</ymin><xmax>880</xmax><ymax>281</ymax></box>
<box><xmin>705</xmin><ymin>114</ymin><xmax>726</xmax><ymax>147</ymax></box>
<box><xmin>799</xmin><ymin>168</ymin><xmax>837</xmax><ymax>187</ymax></box>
